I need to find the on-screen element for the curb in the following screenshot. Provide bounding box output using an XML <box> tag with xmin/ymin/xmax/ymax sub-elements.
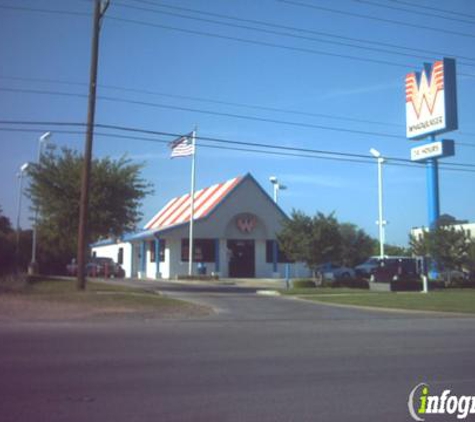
<box><xmin>256</xmin><ymin>290</ymin><xmax>281</xmax><ymax>297</ymax></box>
<box><xmin>287</xmin><ymin>295</ymin><xmax>475</xmax><ymax>318</ymax></box>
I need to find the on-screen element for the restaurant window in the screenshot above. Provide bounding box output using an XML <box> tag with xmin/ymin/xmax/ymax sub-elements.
<box><xmin>181</xmin><ymin>239</ymin><xmax>215</xmax><ymax>262</ymax></box>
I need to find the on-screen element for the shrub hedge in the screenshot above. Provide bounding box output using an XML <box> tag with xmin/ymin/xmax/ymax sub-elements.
<box><xmin>291</xmin><ymin>279</ymin><xmax>316</xmax><ymax>289</ymax></box>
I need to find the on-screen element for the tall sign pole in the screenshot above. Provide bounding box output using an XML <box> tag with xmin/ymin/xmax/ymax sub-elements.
<box><xmin>405</xmin><ymin>58</ymin><xmax>458</xmax><ymax>277</ymax></box>
<box><xmin>77</xmin><ymin>0</ymin><xmax>109</xmax><ymax>290</ymax></box>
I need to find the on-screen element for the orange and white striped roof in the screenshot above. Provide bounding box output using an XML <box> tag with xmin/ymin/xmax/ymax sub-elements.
<box><xmin>144</xmin><ymin>176</ymin><xmax>242</xmax><ymax>231</ymax></box>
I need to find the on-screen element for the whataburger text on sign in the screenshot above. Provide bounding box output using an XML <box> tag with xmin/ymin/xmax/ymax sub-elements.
<box><xmin>405</xmin><ymin>58</ymin><xmax>458</xmax><ymax>140</ymax></box>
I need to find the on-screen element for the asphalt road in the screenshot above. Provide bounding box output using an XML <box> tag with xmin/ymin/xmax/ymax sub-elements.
<box><xmin>1</xmin><ymin>281</ymin><xmax>475</xmax><ymax>422</ymax></box>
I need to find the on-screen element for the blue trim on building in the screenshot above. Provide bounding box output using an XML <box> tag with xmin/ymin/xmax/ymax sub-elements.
<box><xmin>90</xmin><ymin>238</ymin><xmax>117</xmax><ymax>247</ymax></box>
<box><xmin>140</xmin><ymin>241</ymin><xmax>146</xmax><ymax>275</ymax></box>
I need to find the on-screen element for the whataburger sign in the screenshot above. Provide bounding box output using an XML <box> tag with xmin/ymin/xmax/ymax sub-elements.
<box><xmin>410</xmin><ymin>139</ymin><xmax>455</xmax><ymax>162</ymax></box>
<box><xmin>405</xmin><ymin>58</ymin><xmax>458</xmax><ymax>140</ymax></box>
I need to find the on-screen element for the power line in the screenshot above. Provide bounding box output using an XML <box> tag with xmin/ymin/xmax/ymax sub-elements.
<box><xmin>3</xmin><ymin>3</ymin><xmax>475</xmax><ymax>77</ymax></box>
<box><xmin>111</xmin><ymin>0</ymin><xmax>475</xmax><ymax>68</ymax></box>
<box><xmin>0</xmin><ymin>86</ymin><xmax>405</xmax><ymax>139</ymax></box>
<box><xmin>0</xmin><ymin>4</ymin><xmax>90</xmax><ymax>17</ymax></box>
<box><xmin>97</xmin><ymin>123</ymin><xmax>475</xmax><ymax>170</ymax></box>
<box><xmin>129</xmin><ymin>0</ymin><xmax>475</xmax><ymax>64</ymax></box>
<box><xmin>3</xmin><ymin>75</ymin><xmax>475</xmax><ymax>140</ymax></box>
<box><xmin>0</xmin><ymin>76</ymin><xmax>401</xmax><ymax>128</ymax></box>
<box><xmin>105</xmin><ymin>15</ymin><xmax>415</xmax><ymax>70</ymax></box>
<box><xmin>353</xmin><ymin>0</ymin><xmax>475</xmax><ymax>26</ymax></box>
<box><xmin>2</xmin><ymin>86</ymin><xmax>475</xmax><ymax>149</ymax></box>
<box><xmin>1</xmin><ymin>120</ymin><xmax>474</xmax><ymax>172</ymax></box>
<box><xmin>388</xmin><ymin>0</ymin><xmax>475</xmax><ymax>21</ymax></box>
<box><xmin>278</xmin><ymin>0</ymin><xmax>475</xmax><ymax>40</ymax></box>
<box><xmin>101</xmin><ymin>15</ymin><xmax>475</xmax><ymax>79</ymax></box>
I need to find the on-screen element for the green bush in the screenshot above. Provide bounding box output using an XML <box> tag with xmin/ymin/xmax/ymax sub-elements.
<box><xmin>446</xmin><ymin>279</ymin><xmax>475</xmax><ymax>289</ymax></box>
<box><xmin>390</xmin><ymin>280</ymin><xmax>422</xmax><ymax>292</ymax></box>
<box><xmin>291</xmin><ymin>279</ymin><xmax>316</xmax><ymax>289</ymax></box>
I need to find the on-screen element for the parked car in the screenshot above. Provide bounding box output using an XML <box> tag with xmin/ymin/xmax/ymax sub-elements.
<box><xmin>371</xmin><ymin>258</ymin><xmax>419</xmax><ymax>283</ymax></box>
<box><xmin>316</xmin><ymin>263</ymin><xmax>355</xmax><ymax>280</ymax></box>
<box><xmin>355</xmin><ymin>256</ymin><xmax>416</xmax><ymax>279</ymax></box>
<box><xmin>66</xmin><ymin>257</ymin><xmax>125</xmax><ymax>278</ymax></box>
<box><xmin>354</xmin><ymin>257</ymin><xmax>382</xmax><ymax>278</ymax></box>
<box><xmin>439</xmin><ymin>269</ymin><xmax>470</xmax><ymax>286</ymax></box>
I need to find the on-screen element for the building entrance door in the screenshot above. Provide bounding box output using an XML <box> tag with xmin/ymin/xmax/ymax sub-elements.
<box><xmin>227</xmin><ymin>239</ymin><xmax>255</xmax><ymax>278</ymax></box>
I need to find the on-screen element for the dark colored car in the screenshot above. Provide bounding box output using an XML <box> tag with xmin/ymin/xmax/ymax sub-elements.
<box><xmin>67</xmin><ymin>257</ymin><xmax>125</xmax><ymax>278</ymax></box>
<box><xmin>372</xmin><ymin>258</ymin><xmax>419</xmax><ymax>283</ymax></box>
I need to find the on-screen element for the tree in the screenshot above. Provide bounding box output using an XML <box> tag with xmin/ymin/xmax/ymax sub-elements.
<box><xmin>380</xmin><ymin>244</ymin><xmax>411</xmax><ymax>257</ymax></box>
<box><xmin>0</xmin><ymin>207</ymin><xmax>15</xmax><ymax>275</ymax></box>
<box><xmin>467</xmin><ymin>240</ymin><xmax>475</xmax><ymax>274</ymax></box>
<box><xmin>277</xmin><ymin>210</ymin><xmax>312</xmax><ymax>265</ymax></box>
<box><xmin>431</xmin><ymin>226</ymin><xmax>471</xmax><ymax>271</ymax></box>
<box><xmin>27</xmin><ymin>147</ymin><xmax>153</xmax><ymax>273</ymax></box>
<box><xmin>437</xmin><ymin>213</ymin><xmax>468</xmax><ymax>227</ymax></box>
<box><xmin>278</xmin><ymin>211</ymin><xmax>342</xmax><ymax>273</ymax></box>
<box><xmin>0</xmin><ymin>206</ymin><xmax>13</xmax><ymax>234</ymax></box>
<box><xmin>410</xmin><ymin>226</ymin><xmax>471</xmax><ymax>277</ymax></box>
<box><xmin>339</xmin><ymin>223</ymin><xmax>376</xmax><ymax>267</ymax></box>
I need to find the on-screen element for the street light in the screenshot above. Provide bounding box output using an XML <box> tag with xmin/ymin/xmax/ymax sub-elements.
<box><xmin>269</xmin><ymin>176</ymin><xmax>288</xmax><ymax>278</ymax></box>
<box><xmin>269</xmin><ymin>176</ymin><xmax>287</xmax><ymax>204</ymax></box>
<box><xmin>370</xmin><ymin>148</ymin><xmax>386</xmax><ymax>258</ymax></box>
<box><xmin>29</xmin><ymin>132</ymin><xmax>52</xmax><ymax>274</ymax></box>
<box><xmin>16</xmin><ymin>162</ymin><xmax>30</xmax><ymax>271</ymax></box>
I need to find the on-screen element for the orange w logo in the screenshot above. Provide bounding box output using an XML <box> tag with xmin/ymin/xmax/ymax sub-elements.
<box><xmin>406</xmin><ymin>61</ymin><xmax>444</xmax><ymax>119</ymax></box>
<box><xmin>237</xmin><ymin>216</ymin><xmax>256</xmax><ymax>233</ymax></box>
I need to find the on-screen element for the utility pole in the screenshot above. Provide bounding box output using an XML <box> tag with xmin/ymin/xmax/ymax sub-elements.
<box><xmin>77</xmin><ymin>0</ymin><xmax>109</xmax><ymax>290</ymax></box>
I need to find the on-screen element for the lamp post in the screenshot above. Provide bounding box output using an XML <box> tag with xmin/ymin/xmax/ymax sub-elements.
<box><xmin>29</xmin><ymin>132</ymin><xmax>52</xmax><ymax>275</ymax></box>
<box><xmin>269</xmin><ymin>176</ymin><xmax>287</xmax><ymax>204</ymax></box>
<box><xmin>369</xmin><ymin>148</ymin><xmax>386</xmax><ymax>259</ymax></box>
<box><xmin>269</xmin><ymin>176</ymin><xmax>288</xmax><ymax>278</ymax></box>
<box><xmin>16</xmin><ymin>162</ymin><xmax>30</xmax><ymax>271</ymax></box>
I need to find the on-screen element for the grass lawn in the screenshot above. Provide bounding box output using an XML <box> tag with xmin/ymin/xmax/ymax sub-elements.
<box><xmin>24</xmin><ymin>279</ymin><xmax>182</xmax><ymax>310</ymax></box>
<box><xmin>0</xmin><ymin>278</ymin><xmax>209</xmax><ymax>321</ymax></box>
<box><xmin>297</xmin><ymin>289</ymin><xmax>475</xmax><ymax>314</ymax></box>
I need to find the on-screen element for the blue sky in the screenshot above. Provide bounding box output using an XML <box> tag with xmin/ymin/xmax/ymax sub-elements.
<box><xmin>1</xmin><ymin>0</ymin><xmax>474</xmax><ymax>246</ymax></box>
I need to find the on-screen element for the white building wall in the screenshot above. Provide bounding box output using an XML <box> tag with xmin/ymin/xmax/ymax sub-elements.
<box><xmin>145</xmin><ymin>244</ymin><xmax>158</xmax><ymax>280</ymax></box>
<box><xmin>218</xmin><ymin>239</ymin><xmax>229</xmax><ymax>277</ymax></box>
<box><xmin>254</xmin><ymin>239</ymin><xmax>268</xmax><ymax>278</ymax></box>
<box><xmin>411</xmin><ymin>223</ymin><xmax>475</xmax><ymax>241</ymax></box>
<box><xmin>91</xmin><ymin>242</ymin><xmax>133</xmax><ymax>277</ymax></box>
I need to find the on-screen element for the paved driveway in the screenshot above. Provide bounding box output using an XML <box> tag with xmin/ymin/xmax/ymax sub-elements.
<box><xmin>1</xmin><ymin>279</ymin><xmax>474</xmax><ymax>421</ymax></box>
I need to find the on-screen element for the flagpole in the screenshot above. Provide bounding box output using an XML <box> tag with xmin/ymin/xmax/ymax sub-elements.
<box><xmin>188</xmin><ymin>129</ymin><xmax>196</xmax><ymax>276</ymax></box>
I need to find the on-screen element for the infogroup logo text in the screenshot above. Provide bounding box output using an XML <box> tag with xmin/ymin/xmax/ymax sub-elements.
<box><xmin>408</xmin><ymin>383</ymin><xmax>475</xmax><ymax>420</ymax></box>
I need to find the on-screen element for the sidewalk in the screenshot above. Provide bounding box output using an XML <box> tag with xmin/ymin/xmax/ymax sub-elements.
<box><xmin>122</xmin><ymin>276</ymin><xmax>289</xmax><ymax>290</ymax></box>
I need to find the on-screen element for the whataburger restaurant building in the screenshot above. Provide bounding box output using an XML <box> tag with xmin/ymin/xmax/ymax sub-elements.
<box><xmin>91</xmin><ymin>173</ymin><xmax>308</xmax><ymax>279</ymax></box>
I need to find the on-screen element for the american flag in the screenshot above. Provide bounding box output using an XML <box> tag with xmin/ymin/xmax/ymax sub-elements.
<box><xmin>169</xmin><ymin>133</ymin><xmax>194</xmax><ymax>158</ymax></box>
